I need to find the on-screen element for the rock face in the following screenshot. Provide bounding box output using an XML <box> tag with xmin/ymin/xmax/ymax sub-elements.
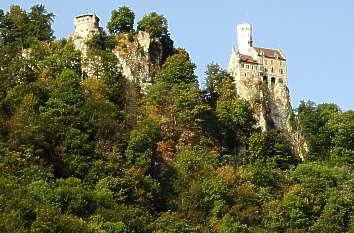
<box><xmin>228</xmin><ymin>23</ymin><xmax>307</xmax><ymax>158</ymax></box>
<box><xmin>112</xmin><ymin>31</ymin><xmax>165</xmax><ymax>90</ymax></box>
<box><xmin>70</xmin><ymin>14</ymin><xmax>165</xmax><ymax>89</ymax></box>
<box><xmin>228</xmin><ymin>24</ymin><xmax>292</xmax><ymax>134</ymax></box>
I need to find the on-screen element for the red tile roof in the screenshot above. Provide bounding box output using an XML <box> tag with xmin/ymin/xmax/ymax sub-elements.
<box><xmin>255</xmin><ymin>47</ymin><xmax>285</xmax><ymax>60</ymax></box>
<box><xmin>240</xmin><ymin>54</ymin><xmax>258</xmax><ymax>64</ymax></box>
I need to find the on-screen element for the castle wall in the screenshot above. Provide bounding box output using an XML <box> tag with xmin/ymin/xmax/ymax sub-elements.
<box><xmin>74</xmin><ymin>15</ymin><xmax>100</xmax><ymax>39</ymax></box>
<box><xmin>228</xmin><ymin>24</ymin><xmax>293</xmax><ymax>134</ymax></box>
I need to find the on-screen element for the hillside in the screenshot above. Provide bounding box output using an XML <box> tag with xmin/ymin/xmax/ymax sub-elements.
<box><xmin>0</xmin><ymin>4</ymin><xmax>353</xmax><ymax>233</ymax></box>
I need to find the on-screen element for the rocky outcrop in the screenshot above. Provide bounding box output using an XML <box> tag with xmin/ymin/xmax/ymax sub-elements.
<box><xmin>113</xmin><ymin>31</ymin><xmax>165</xmax><ymax>90</ymax></box>
<box><xmin>235</xmin><ymin>76</ymin><xmax>292</xmax><ymax>133</ymax></box>
<box><xmin>234</xmin><ymin>74</ymin><xmax>306</xmax><ymax>159</ymax></box>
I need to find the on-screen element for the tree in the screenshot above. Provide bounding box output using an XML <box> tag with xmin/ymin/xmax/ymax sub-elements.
<box><xmin>204</xmin><ymin>63</ymin><xmax>233</xmax><ymax>109</ymax></box>
<box><xmin>152</xmin><ymin>211</ymin><xmax>191</xmax><ymax>233</ymax></box>
<box><xmin>219</xmin><ymin>214</ymin><xmax>250</xmax><ymax>233</ymax></box>
<box><xmin>107</xmin><ymin>6</ymin><xmax>135</xmax><ymax>34</ymax></box>
<box><xmin>155</xmin><ymin>49</ymin><xmax>196</xmax><ymax>85</ymax></box>
<box><xmin>0</xmin><ymin>4</ymin><xmax>54</xmax><ymax>48</ymax></box>
<box><xmin>296</xmin><ymin>101</ymin><xmax>340</xmax><ymax>161</ymax></box>
<box><xmin>28</xmin><ymin>4</ymin><xmax>54</xmax><ymax>41</ymax></box>
<box><xmin>137</xmin><ymin>12</ymin><xmax>169</xmax><ymax>38</ymax></box>
<box><xmin>326</xmin><ymin>110</ymin><xmax>354</xmax><ymax>163</ymax></box>
<box><xmin>247</xmin><ymin>131</ymin><xmax>299</xmax><ymax>170</ymax></box>
<box><xmin>216</xmin><ymin>91</ymin><xmax>256</xmax><ymax>158</ymax></box>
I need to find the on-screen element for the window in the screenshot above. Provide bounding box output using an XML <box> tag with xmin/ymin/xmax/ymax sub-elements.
<box><xmin>246</xmin><ymin>65</ymin><xmax>249</xmax><ymax>69</ymax></box>
<box><xmin>271</xmin><ymin>67</ymin><xmax>274</xmax><ymax>73</ymax></box>
<box><xmin>279</xmin><ymin>78</ymin><xmax>283</xmax><ymax>84</ymax></box>
<box><xmin>280</xmin><ymin>69</ymin><xmax>283</xmax><ymax>74</ymax></box>
<box><xmin>241</xmin><ymin>64</ymin><xmax>245</xmax><ymax>68</ymax></box>
<box><xmin>263</xmin><ymin>76</ymin><xmax>268</xmax><ymax>82</ymax></box>
<box><xmin>244</xmin><ymin>73</ymin><xmax>247</xmax><ymax>77</ymax></box>
<box><xmin>271</xmin><ymin>77</ymin><xmax>276</xmax><ymax>85</ymax></box>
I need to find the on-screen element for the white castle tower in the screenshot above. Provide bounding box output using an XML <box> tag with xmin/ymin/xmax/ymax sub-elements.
<box><xmin>237</xmin><ymin>23</ymin><xmax>253</xmax><ymax>55</ymax></box>
<box><xmin>228</xmin><ymin>23</ymin><xmax>292</xmax><ymax>133</ymax></box>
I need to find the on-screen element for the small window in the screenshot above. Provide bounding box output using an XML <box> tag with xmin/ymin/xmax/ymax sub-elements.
<box><xmin>271</xmin><ymin>67</ymin><xmax>274</xmax><ymax>73</ymax></box>
<box><xmin>241</xmin><ymin>64</ymin><xmax>245</xmax><ymax>68</ymax></box>
<box><xmin>271</xmin><ymin>77</ymin><xmax>276</xmax><ymax>85</ymax></box>
<box><xmin>263</xmin><ymin>76</ymin><xmax>268</xmax><ymax>82</ymax></box>
<box><xmin>279</xmin><ymin>78</ymin><xmax>283</xmax><ymax>84</ymax></box>
<box><xmin>244</xmin><ymin>73</ymin><xmax>247</xmax><ymax>77</ymax></box>
<box><xmin>246</xmin><ymin>65</ymin><xmax>249</xmax><ymax>69</ymax></box>
<box><xmin>280</xmin><ymin>69</ymin><xmax>283</xmax><ymax>74</ymax></box>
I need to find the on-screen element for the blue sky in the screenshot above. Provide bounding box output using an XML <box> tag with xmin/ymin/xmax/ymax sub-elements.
<box><xmin>2</xmin><ymin>0</ymin><xmax>354</xmax><ymax>110</ymax></box>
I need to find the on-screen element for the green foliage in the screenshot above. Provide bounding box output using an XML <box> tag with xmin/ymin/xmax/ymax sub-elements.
<box><xmin>0</xmin><ymin>4</ymin><xmax>353</xmax><ymax>233</ymax></box>
<box><xmin>0</xmin><ymin>4</ymin><xmax>54</xmax><ymax>48</ymax></box>
<box><xmin>125</xmin><ymin>117</ymin><xmax>161</xmax><ymax>168</ymax></box>
<box><xmin>107</xmin><ymin>6</ymin><xmax>135</xmax><ymax>34</ymax></box>
<box><xmin>247</xmin><ymin>131</ymin><xmax>299</xmax><ymax>169</ymax></box>
<box><xmin>153</xmin><ymin>211</ymin><xmax>191</xmax><ymax>233</ymax></box>
<box><xmin>137</xmin><ymin>12</ymin><xmax>169</xmax><ymax>38</ymax></box>
<box><xmin>326</xmin><ymin>110</ymin><xmax>354</xmax><ymax>163</ymax></box>
<box><xmin>219</xmin><ymin>214</ymin><xmax>250</xmax><ymax>233</ymax></box>
<box><xmin>204</xmin><ymin>63</ymin><xmax>233</xmax><ymax>109</ymax></box>
<box><xmin>295</xmin><ymin>101</ymin><xmax>340</xmax><ymax>161</ymax></box>
<box><xmin>155</xmin><ymin>49</ymin><xmax>197</xmax><ymax>85</ymax></box>
<box><xmin>86</xmin><ymin>34</ymin><xmax>117</xmax><ymax>50</ymax></box>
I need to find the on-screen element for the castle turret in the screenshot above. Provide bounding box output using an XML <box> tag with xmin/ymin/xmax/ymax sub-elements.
<box><xmin>74</xmin><ymin>14</ymin><xmax>101</xmax><ymax>39</ymax></box>
<box><xmin>71</xmin><ymin>14</ymin><xmax>103</xmax><ymax>78</ymax></box>
<box><xmin>237</xmin><ymin>23</ymin><xmax>253</xmax><ymax>55</ymax></box>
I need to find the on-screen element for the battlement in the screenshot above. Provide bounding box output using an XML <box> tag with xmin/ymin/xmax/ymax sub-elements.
<box><xmin>74</xmin><ymin>14</ymin><xmax>101</xmax><ymax>38</ymax></box>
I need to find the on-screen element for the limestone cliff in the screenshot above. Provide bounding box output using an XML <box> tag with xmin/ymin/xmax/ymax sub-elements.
<box><xmin>228</xmin><ymin>23</ymin><xmax>307</xmax><ymax>158</ymax></box>
<box><xmin>113</xmin><ymin>31</ymin><xmax>166</xmax><ymax>90</ymax></box>
<box><xmin>70</xmin><ymin>14</ymin><xmax>168</xmax><ymax>88</ymax></box>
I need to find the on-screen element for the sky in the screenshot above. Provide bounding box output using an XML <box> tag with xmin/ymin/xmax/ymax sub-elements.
<box><xmin>1</xmin><ymin>0</ymin><xmax>354</xmax><ymax>110</ymax></box>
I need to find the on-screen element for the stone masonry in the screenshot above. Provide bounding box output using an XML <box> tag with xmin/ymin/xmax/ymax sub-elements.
<box><xmin>228</xmin><ymin>23</ymin><xmax>292</xmax><ymax>134</ymax></box>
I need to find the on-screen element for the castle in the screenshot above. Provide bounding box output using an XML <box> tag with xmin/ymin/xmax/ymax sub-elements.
<box><xmin>71</xmin><ymin>16</ymin><xmax>293</xmax><ymax>135</ymax></box>
<box><xmin>228</xmin><ymin>23</ymin><xmax>293</xmax><ymax>133</ymax></box>
<box><xmin>71</xmin><ymin>14</ymin><xmax>165</xmax><ymax>89</ymax></box>
<box><xmin>74</xmin><ymin>14</ymin><xmax>103</xmax><ymax>39</ymax></box>
<box><xmin>72</xmin><ymin>14</ymin><xmax>103</xmax><ymax>51</ymax></box>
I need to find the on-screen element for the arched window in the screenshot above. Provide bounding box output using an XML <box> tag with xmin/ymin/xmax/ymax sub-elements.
<box><xmin>279</xmin><ymin>78</ymin><xmax>283</xmax><ymax>84</ymax></box>
<box><xmin>263</xmin><ymin>76</ymin><xmax>268</xmax><ymax>83</ymax></box>
<box><xmin>271</xmin><ymin>77</ymin><xmax>276</xmax><ymax>85</ymax></box>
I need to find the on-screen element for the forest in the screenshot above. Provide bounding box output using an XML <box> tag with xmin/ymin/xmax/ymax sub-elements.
<box><xmin>0</xmin><ymin>4</ymin><xmax>353</xmax><ymax>233</ymax></box>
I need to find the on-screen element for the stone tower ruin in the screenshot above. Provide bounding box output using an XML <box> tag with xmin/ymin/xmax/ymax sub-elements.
<box><xmin>72</xmin><ymin>14</ymin><xmax>103</xmax><ymax>54</ymax></box>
